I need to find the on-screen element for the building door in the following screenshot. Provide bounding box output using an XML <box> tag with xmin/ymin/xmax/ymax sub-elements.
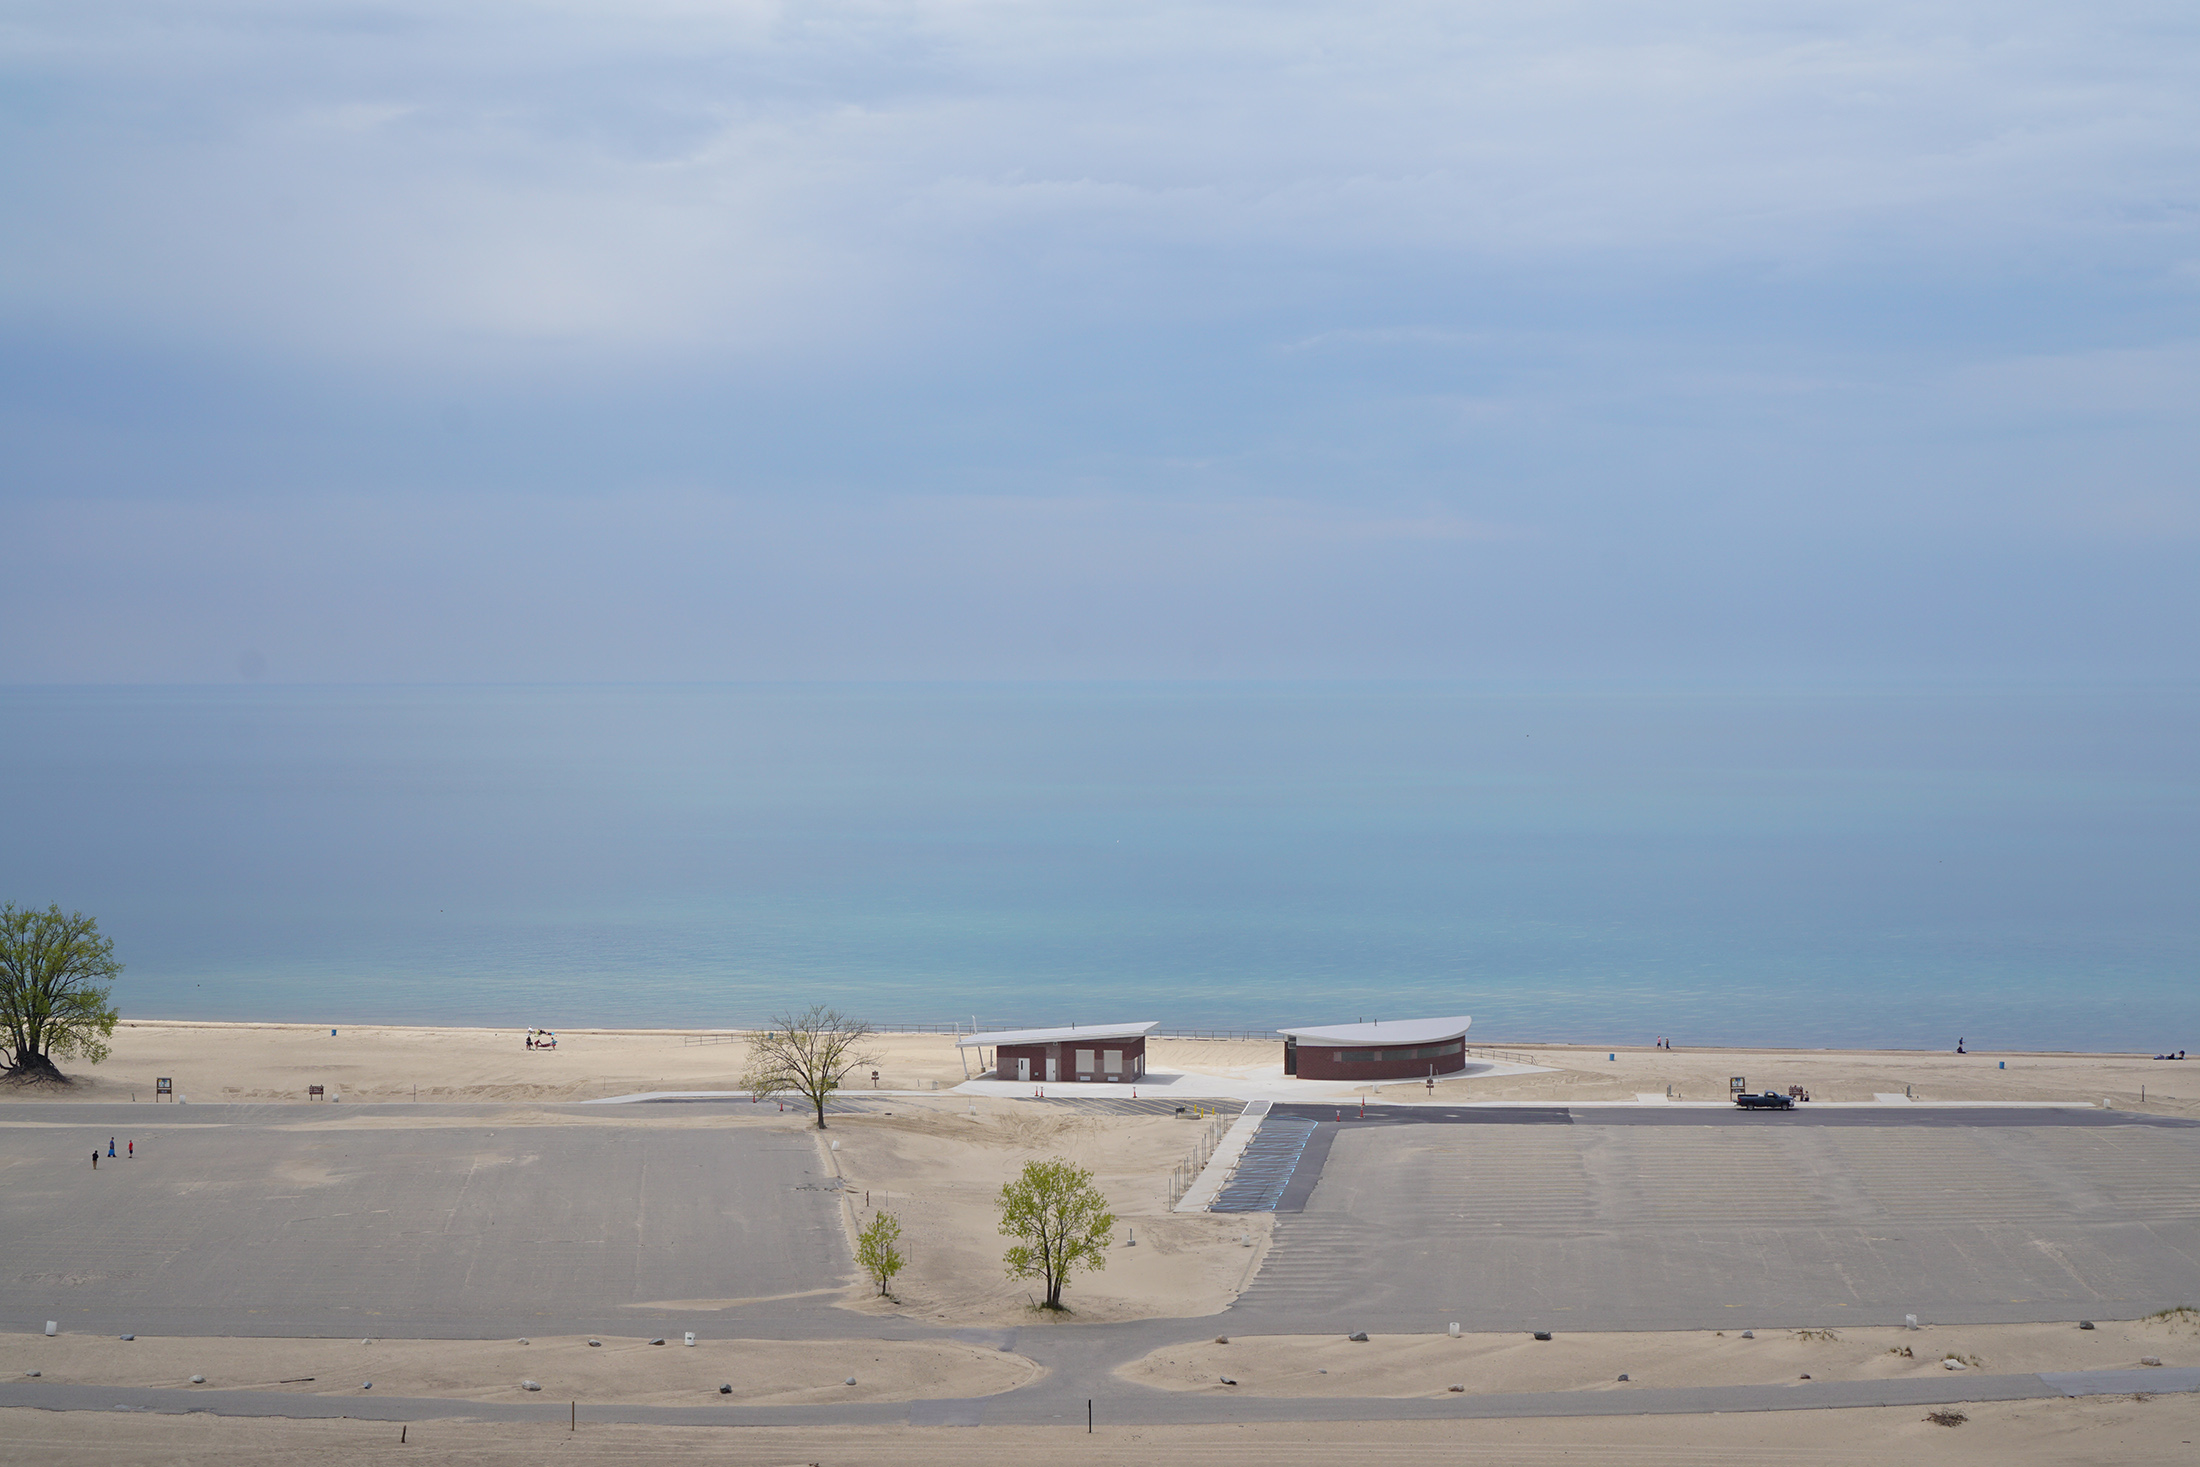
<box><xmin>1016</xmin><ymin>1056</ymin><xmax>1031</xmax><ymax>1081</ymax></box>
<box><xmin>1046</xmin><ymin>1056</ymin><xmax>1059</xmax><ymax>1082</ymax></box>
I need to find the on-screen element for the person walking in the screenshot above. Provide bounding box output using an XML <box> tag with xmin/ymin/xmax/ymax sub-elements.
<box><xmin>92</xmin><ymin>1150</ymin><xmax>98</xmax><ymax>1170</ymax></box>
<box><xmin>127</xmin><ymin>1140</ymin><xmax>133</xmax><ymax>1158</ymax></box>
<box><xmin>107</xmin><ymin>1137</ymin><xmax>116</xmax><ymax>1158</ymax></box>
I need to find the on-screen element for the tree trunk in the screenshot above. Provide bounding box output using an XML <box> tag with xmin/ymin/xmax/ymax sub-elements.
<box><xmin>814</xmin><ymin>1092</ymin><xmax>828</xmax><ymax>1129</ymax></box>
<box><xmin>3</xmin><ymin>1051</ymin><xmax>67</xmax><ymax>1084</ymax></box>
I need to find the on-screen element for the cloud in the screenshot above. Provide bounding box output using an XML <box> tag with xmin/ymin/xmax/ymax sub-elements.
<box><xmin>2</xmin><ymin>0</ymin><xmax>2197</xmax><ymax>678</ymax></box>
<box><xmin>5</xmin><ymin>0</ymin><xmax>2196</xmax><ymax>369</ymax></box>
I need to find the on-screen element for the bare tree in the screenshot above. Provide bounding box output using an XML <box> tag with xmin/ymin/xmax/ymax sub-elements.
<box><xmin>0</xmin><ymin>905</ymin><xmax>122</xmax><ymax>1084</ymax></box>
<box><xmin>743</xmin><ymin>1005</ymin><xmax>878</xmax><ymax>1129</ymax></box>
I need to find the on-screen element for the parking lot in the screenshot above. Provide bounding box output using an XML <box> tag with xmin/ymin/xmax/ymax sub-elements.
<box><xmin>0</xmin><ymin>1109</ymin><xmax>849</xmax><ymax>1338</ymax></box>
<box><xmin>1234</xmin><ymin>1108</ymin><xmax>2200</xmax><ymax>1332</ymax></box>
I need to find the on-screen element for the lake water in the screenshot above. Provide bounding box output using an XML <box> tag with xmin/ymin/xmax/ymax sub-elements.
<box><xmin>3</xmin><ymin>682</ymin><xmax>2194</xmax><ymax>1052</ymax></box>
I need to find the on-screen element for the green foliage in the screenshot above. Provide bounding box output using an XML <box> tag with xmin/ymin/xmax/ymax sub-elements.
<box><xmin>998</xmin><ymin>1158</ymin><xmax>1115</xmax><ymax>1311</ymax></box>
<box><xmin>742</xmin><ymin>1005</ymin><xmax>878</xmax><ymax>1129</ymax></box>
<box><xmin>856</xmin><ymin>1210</ymin><xmax>906</xmax><ymax>1297</ymax></box>
<box><xmin>0</xmin><ymin>905</ymin><xmax>122</xmax><ymax>1081</ymax></box>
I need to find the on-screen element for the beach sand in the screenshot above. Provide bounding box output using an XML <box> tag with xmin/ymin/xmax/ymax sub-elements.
<box><xmin>6</xmin><ymin>1396</ymin><xmax>2197</xmax><ymax>1465</ymax></box>
<box><xmin>6</xmin><ymin>1021</ymin><xmax>2194</xmax><ymax>1115</ymax></box>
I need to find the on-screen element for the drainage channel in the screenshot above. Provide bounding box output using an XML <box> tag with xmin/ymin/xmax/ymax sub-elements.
<box><xmin>1209</xmin><ymin>1114</ymin><xmax>1320</xmax><ymax>1212</ymax></box>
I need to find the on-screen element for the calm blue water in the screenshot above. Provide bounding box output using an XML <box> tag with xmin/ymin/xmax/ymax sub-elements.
<box><xmin>1</xmin><ymin>683</ymin><xmax>2194</xmax><ymax>1052</ymax></box>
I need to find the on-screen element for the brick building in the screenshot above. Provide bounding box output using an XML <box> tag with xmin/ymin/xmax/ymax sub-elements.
<box><xmin>960</xmin><ymin>1022</ymin><xmax>1158</xmax><ymax>1084</ymax></box>
<box><xmin>1278</xmin><ymin>1015</ymin><xmax>1473</xmax><ymax>1081</ymax></box>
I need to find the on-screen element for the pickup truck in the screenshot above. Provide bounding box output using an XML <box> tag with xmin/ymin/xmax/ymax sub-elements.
<box><xmin>1732</xmin><ymin>1090</ymin><xmax>1797</xmax><ymax>1110</ymax></box>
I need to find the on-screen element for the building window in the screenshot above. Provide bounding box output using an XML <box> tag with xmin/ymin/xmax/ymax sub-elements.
<box><xmin>1104</xmin><ymin>1049</ymin><xmax>1122</xmax><ymax>1074</ymax></box>
<box><xmin>1075</xmin><ymin>1049</ymin><xmax>1095</xmax><ymax>1076</ymax></box>
<box><xmin>1332</xmin><ymin>1042</ymin><xmax>1459</xmax><ymax>1064</ymax></box>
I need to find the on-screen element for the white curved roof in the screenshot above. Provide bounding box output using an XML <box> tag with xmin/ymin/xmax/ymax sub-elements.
<box><xmin>1277</xmin><ymin>1015</ymin><xmax>1472</xmax><ymax>1047</ymax></box>
<box><xmin>957</xmin><ymin>1021</ymin><xmax>1160</xmax><ymax>1048</ymax></box>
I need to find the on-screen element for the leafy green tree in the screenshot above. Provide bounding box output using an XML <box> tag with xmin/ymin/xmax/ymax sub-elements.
<box><xmin>856</xmin><ymin>1210</ymin><xmax>906</xmax><ymax>1297</ymax></box>
<box><xmin>743</xmin><ymin>1005</ymin><xmax>878</xmax><ymax>1129</ymax></box>
<box><xmin>998</xmin><ymin>1158</ymin><xmax>1116</xmax><ymax>1311</ymax></box>
<box><xmin>0</xmin><ymin>905</ymin><xmax>122</xmax><ymax>1083</ymax></box>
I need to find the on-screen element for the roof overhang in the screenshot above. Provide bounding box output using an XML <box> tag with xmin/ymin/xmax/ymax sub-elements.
<box><xmin>957</xmin><ymin>1021</ymin><xmax>1161</xmax><ymax>1049</ymax></box>
<box><xmin>1276</xmin><ymin>1015</ymin><xmax>1473</xmax><ymax>1047</ymax></box>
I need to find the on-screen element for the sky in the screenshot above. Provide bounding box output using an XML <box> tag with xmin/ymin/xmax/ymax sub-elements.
<box><xmin>3</xmin><ymin>0</ymin><xmax>2196</xmax><ymax>683</ymax></box>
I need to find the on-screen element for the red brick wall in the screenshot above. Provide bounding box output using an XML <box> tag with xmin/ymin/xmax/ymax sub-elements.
<box><xmin>1293</xmin><ymin>1039</ymin><xmax>1467</xmax><ymax>1081</ymax></box>
<box><xmin>991</xmin><ymin>1037</ymin><xmax>1146</xmax><ymax>1082</ymax></box>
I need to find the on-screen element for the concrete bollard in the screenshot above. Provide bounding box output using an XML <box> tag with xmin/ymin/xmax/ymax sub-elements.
<box><xmin>44</xmin><ymin>1322</ymin><xmax>56</xmax><ymax>1337</ymax></box>
<box><xmin>1905</xmin><ymin>1314</ymin><xmax>1919</xmax><ymax>1330</ymax></box>
<box><xmin>685</xmin><ymin>1333</ymin><xmax>696</xmax><ymax>1347</ymax></box>
<box><xmin>1449</xmin><ymin>1322</ymin><xmax>1462</xmax><ymax>1337</ymax></box>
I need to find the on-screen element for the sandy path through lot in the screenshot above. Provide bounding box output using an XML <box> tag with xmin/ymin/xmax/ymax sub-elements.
<box><xmin>818</xmin><ymin>1107</ymin><xmax>1273</xmax><ymax>1323</ymax></box>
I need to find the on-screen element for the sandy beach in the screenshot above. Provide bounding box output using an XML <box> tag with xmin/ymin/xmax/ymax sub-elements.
<box><xmin>7</xmin><ymin>1020</ymin><xmax>2195</xmax><ymax>1115</ymax></box>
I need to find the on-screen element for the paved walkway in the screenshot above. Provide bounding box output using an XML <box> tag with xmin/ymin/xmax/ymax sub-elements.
<box><xmin>5</xmin><ymin>1364</ymin><xmax>2192</xmax><ymax>1428</ymax></box>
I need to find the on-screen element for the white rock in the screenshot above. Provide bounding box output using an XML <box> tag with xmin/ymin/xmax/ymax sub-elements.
<box><xmin>189</xmin><ymin>1375</ymin><xmax>205</xmax><ymax>1384</ymax></box>
<box><xmin>522</xmin><ymin>1380</ymin><xmax>541</xmax><ymax>1391</ymax></box>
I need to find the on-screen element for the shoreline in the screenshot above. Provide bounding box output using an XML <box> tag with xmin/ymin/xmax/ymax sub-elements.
<box><xmin>102</xmin><ymin>1018</ymin><xmax>2170</xmax><ymax>1058</ymax></box>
